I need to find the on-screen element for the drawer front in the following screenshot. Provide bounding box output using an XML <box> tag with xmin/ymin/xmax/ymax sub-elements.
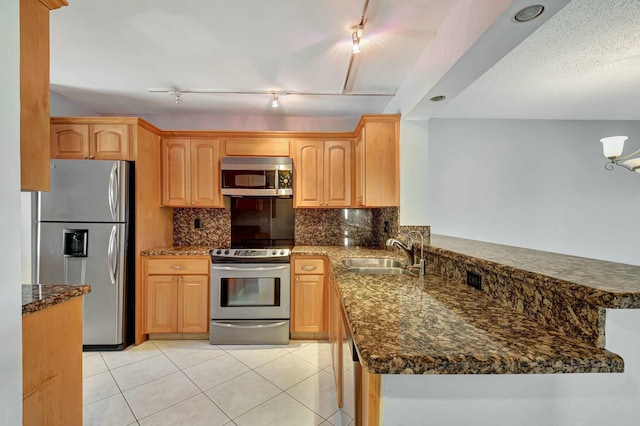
<box><xmin>147</xmin><ymin>257</ymin><xmax>210</xmax><ymax>275</ymax></box>
<box><xmin>294</xmin><ymin>258</ymin><xmax>325</xmax><ymax>275</ymax></box>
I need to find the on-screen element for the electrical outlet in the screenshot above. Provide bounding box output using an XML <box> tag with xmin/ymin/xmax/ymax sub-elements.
<box><xmin>194</xmin><ymin>218</ymin><xmax>201</xmax><ymax>229</ymax></box>
<box><xmin>466</xmin><ymin>271</ymin><xmax>482</xmax><ymax>290</ymax></box>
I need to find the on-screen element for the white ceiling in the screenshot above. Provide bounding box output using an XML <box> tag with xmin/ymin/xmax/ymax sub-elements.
<box><xmin>49</xmin><ymin>0</ymin><xmax>640</xmax><ymax>122</ymax></box>
<box><xmin>49</xmin><ymin>0</ymin><xmax>459</xmax><ymax>119</ymax></box>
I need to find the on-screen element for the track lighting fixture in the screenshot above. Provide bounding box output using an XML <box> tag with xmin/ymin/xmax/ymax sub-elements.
<box><xmin>271</xmin><ymin>93</ymin><xmax>279</xmax><ymax>108</ymax></box>
<box><xmin>174</xmin><ymin>90</ymin><xmax>183</xmax><ymax>104</ymax></box>
<box><xmin>352</xmin><ymin>21</ymin><xmax>364</xmax><ymax>54</ymax></box>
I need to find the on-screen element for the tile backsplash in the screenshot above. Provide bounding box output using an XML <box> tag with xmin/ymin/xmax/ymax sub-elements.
<box><xmin>173</xmin><ymin>206</ymin><xmax>408</xmax><ymax>248</ymax></box>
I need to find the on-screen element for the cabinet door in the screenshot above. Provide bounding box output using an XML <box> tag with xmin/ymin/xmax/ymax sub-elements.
<box><xmin>294</xmin><ymin>140</ymin><xmax>324</xmax><ymax>207</ymax></box>
<box><xmin>190</xmin><ymin>139</ymin><xmax>221</xmax><ymax>207</ymax></box>
<box><xmin>146</xmin><ymin>275</ymin><xmax>178</xmax><ymax>333</ymax></box>
<box><xmin>161</xmin><ymin>139</ymin><xmax>191</xmax><ymax>206</ymax></box>
<box><xmin>360</xmin><ymin>121</ymin><xmax>399</xmax><ymax>207</ymax></box>
<box><xmin>324</xmin><ymin>140</ymin><xmax>352</xmax><ymax>207</ymax></box>
<box><xmin>222</xmin><ymin>138</ymin><xmax>290</xmax><ymax>157</ymax></box>
<box><xmin>50</xmin><ymin>124</ymin><xmax>89</xmax><ymax>159</ymax></box>
<box><xmin>293</xmin><ymin>274</ymin><xmax>325</xmax><ymax>333</ymax></box>
<box><xmin>178</xmin><ymin>275</ymin><xmax>209</xmax><ymax>333</ymax></box>
<box><xmin>90</xmin><ymin>124</ymin><xmax>129</xmax><ymax>160</ymax></box>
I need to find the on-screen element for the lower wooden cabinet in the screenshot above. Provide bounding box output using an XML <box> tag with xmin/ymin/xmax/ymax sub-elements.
<box><xmin>291</xmin><ymin>256</ymin><xmax>326</xmax><ymax>333</ymax></box>
<box><xmin>144</xmin><ymin>256</ymin><xmax>210</xmax><ymax>334</ymax></box>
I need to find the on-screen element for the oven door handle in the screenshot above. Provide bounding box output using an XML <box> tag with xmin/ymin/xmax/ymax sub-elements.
<box><xmin>212</xmin><ymin>265</ymin><xmax>290</xmax><ymax>272</ymax></box>
<box><xmin>211</xmin><ymin>321</ymin><xmax>288</xmax><ymax>330</ymax></box>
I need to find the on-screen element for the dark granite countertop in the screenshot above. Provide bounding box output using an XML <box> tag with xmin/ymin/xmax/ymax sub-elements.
<box><xmin>141</xmin><ymin>246</ymin><xmax>215</xmax><ymax>256</ymax></box>
<box><xmin>429</xmin><ymin>235</ymin><xmax>640</xmax><ymax>308</ymax></box>
<box><xmin>22</xmin><ymin>284</ymin><xmax>91</xmax><ymax>316</ymax></box>
<box><xmin>292</xmin><ymin>246</ymin><xmax>624</xmax><ymax>375</ymax></box>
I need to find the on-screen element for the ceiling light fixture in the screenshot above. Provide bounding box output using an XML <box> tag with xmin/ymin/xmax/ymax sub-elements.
<box><xmin>352</xmin><ymin>19</ymin><xmax>364</xmax><ymax>54</ymax></box>
<box><xmin>514</xmin><ymin>5</ymin><xmax>545</xmax><ymax>22</ymax></box>
<box><xmin>430</xmin><ymin>95</ymin><xmax>446</xmax><ymax>102</ymax></box>
<box><xmin>271</xmin><ymin>93</ymin><xmax>279</xmax><ymax>108</ymax></box>
<box><xmin>174</xmin><ymin>90</ymin><xmax>183</xmax><ymax>104</ymax></box>
<box><xmin>600</xmin><ymin>136</ymin><xmax>640</xmax><ymax>173</ymax></box>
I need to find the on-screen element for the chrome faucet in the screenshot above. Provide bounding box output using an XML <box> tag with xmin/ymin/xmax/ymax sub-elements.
<box><xmin>386</xmin><ymin>237</ymin><xmax>414</xmax><ymax>267</ymax></box>
<box><xmin>385</xmin><ymin>232</ymin><xmax>427</xmax><ymax>275</ymax></box>
<box><xmin>406</xmin><ymin>231</ymin><xmax>427</xmax><ymax>275</ymax></box>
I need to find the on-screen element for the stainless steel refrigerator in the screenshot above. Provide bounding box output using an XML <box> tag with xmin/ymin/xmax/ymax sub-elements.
<box><xmin>34</xmin><ymin>159</ymin><xmax>134</xmax><ymax>350</ymax></box>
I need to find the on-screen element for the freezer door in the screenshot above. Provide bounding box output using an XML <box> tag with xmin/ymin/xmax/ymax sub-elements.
<box><xmin>36</xmin><ymin>222</ymin><xmax>127</xmax><ymax>346</ymax></box>
<box><xmin>38</xmin><ymin>159</ymin><xmax>128</xmax><ymax>223</ymax></box>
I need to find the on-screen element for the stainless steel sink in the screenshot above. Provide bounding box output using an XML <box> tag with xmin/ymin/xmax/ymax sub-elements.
<box><xmin>342</xmin><ymin>258</ymin><xmax>415</xmax><ymax>275</ymax></box>
<box><xmin>342</xmin><ymin>258</ymin><xmax>404</xmax><ymax>269</ymax></box>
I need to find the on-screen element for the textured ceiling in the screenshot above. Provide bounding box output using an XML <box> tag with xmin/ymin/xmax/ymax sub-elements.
<box><xmin>435</xmin><ymin>0</ymin><xmax>640</xmax><ymax>120</ymax></box>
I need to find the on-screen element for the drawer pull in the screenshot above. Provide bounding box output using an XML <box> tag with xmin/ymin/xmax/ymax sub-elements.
<box><xmin>170</xmin><ymin>265</ymin><xmax>187</xmax><ymax>270</ymax></box>
<box><xmin>301</xmin><ymin>265</ymin><xmax>317</xmax><ymax>271</ymax></box>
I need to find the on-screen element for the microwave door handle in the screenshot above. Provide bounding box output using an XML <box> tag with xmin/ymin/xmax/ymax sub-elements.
<box><xmin>212</xmin><ymin>265</ymin><xmax>289</xmax><ymax>272</ymax></box>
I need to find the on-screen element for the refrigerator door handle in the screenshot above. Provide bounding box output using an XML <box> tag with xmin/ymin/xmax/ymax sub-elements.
<box><xmin>107</xmin><ymin>225</ymin><xmax>118</xmax><ymax>285</ymax></box>
<box><xmin>108</xmin><ymin>162</ymin><xmax>119</xmax><ymax>221</ymax></box>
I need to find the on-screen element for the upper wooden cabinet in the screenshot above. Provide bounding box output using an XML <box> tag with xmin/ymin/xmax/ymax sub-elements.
<box><xmin>20</xmin><ymin>0</ymin><xmax>68</xmax><ymax>191</ymax></box>
<box><xmin>221</xmin><ymin>138</ymin><xmax>290</xmax><ymax>157</ymax></box>
<box><xmin>354</xmin><ymin>115</ymin><xmax>400</xmax><ymax>207</ymax></box>
<box><xmin>293</xmin><ymin>139</ymin><xmax>352</xmax><ymax>208</ymax></box>
<box><xmin>161</xmin><ymin>138</ymin><xmax>222</xmax><ymax>208</ymax></box>
<box><xmin>51</xmin><ymin>123</ymin><xmax>130</xmax><ymax>160</ymax></box>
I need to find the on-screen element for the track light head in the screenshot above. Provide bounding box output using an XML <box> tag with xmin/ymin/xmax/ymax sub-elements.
<box><xmin>271</xmin><ymin>93</ymin><xmax>279</xmax><ymax>108</ymax></box>
<box><xmin>174</xmin><ymin>90</ymin><xmax>183</xmax><ymax>104</ymax></box>
<box><xmin>352</xmin><ymin>32</ymin><xmax>361</xmax><ymax>54</ymax></box>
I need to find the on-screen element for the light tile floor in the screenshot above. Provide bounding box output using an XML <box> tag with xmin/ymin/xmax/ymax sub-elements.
<box><xmin>83</xmin><ymin>340</ymin><xmax>353</xmax><ymax>426</ymax></box>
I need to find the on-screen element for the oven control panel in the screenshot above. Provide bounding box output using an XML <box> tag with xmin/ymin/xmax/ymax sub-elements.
<box><xmin>210</xmin><ymin>248</ymin><xmax>291</xmax><ymax>262</ymax></box>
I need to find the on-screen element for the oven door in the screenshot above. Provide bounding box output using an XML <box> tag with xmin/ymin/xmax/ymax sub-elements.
<box><xmin>211</xmin><ymin>263</ymin><xmax>290</xmax><ymax>320</ymax></box>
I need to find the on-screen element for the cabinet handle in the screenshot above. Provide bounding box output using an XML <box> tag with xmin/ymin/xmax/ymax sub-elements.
<box><xmin>170</xmin><ymin>265</ymin><xmax>187</xmax><ymax>270</ymax></box>
<box><xmin>301</xmin><ymin>265</ymin><xmax>317</xmax><ymax>271</ymax></box>
<box><xmin>83</xmin><ymin>155</ymin><xmax>88</xmax><ymax>159</ymax></box>
<box><xmin>89</xmin><ymin>155</ymin><xmax>95</xmax><ymax>159</ymax></box>
<box><xmin>171</xmin><ymin>277</ymin><xmax>176</xmax><ymax>281</ymax></box>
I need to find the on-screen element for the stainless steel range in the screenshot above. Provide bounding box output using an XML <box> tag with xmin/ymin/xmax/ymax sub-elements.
<box><xmin>210</xmin><ymin>248</ymin><xmax>291</xmax><ymax>345</ymax></box>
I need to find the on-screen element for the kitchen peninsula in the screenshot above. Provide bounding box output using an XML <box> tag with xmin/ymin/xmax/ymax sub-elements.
<box><xmin>22</xmin><ymin>284</ymin><xmax>90</xmax><ymax>426</ymax></box>
<box><xmin>293</xmin><ymin>235</ymin><xmax>640</xmax><ymax>426</ymax></box>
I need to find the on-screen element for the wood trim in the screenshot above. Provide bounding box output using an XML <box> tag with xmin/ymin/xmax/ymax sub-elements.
<box><xmin>134</xmin><ymin>126</ymin><xmax>173</xmax><ymax>345</ymax></box>
<box><xmin>360</xmin><ymin>368</ymin><xmax>381</xmax><ymax>426</ymax></box>
<box><xmin>353</xmin><ymin>114</ymin><xmax>401</xmax><ymax>136</ymax></box>
<box><xmin>161</xmin><ymin>130</ymin><xmax>355</xmax><ymax>139</ymax></box>
<box><xmin>50</xmin><ymin>116</ymin><xmax>163</xmax><ymax>135</ymax></box>
<box><xmin>39</xmin><ymin>0</ymin><xmax>68</xmax><ymax>10</ymax></box>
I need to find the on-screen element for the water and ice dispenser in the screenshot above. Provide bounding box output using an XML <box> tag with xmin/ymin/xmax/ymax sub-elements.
<box><xmin>63</xmin><ymin>229</ymin><xmax>88</xmax><ymax>257</ymax></box>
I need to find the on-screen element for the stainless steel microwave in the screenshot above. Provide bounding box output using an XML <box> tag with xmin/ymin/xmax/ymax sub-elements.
<box><xmin>221</xmin><ymin>157</ymin><xmax>293</xmax><ymax>197</ymax></box>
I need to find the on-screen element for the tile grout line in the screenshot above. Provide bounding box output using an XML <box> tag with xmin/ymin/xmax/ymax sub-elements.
<box><xmin>85</xmin><ymin>340</ymin><xmax>341</xmax><ymax>425</ymax></box>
